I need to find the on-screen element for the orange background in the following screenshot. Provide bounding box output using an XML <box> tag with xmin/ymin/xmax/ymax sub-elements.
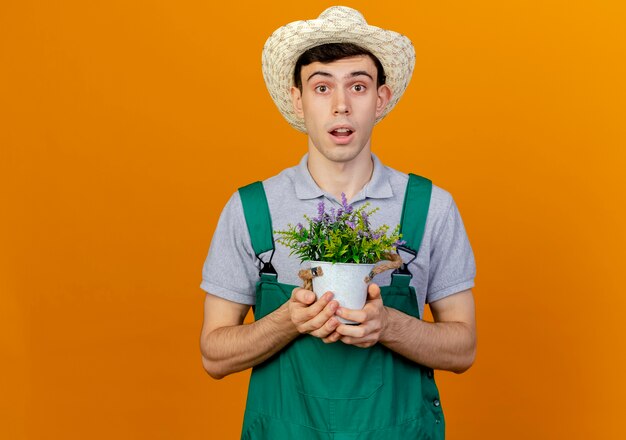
<box><xmin>2</xmin><ymin>1</ymin><xmax>625</xmax><ymax>438</ymax></box>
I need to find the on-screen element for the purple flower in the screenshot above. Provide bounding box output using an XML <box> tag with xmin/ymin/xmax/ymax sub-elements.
<box><xmin>394</xmin><ymin>239</ymin><xmax>407</xmax><ymax>247</ymax></box>
<box><xmin>372</xmin><ymin>232</ymin><xmax>382</xmax><ymax>240</ymax></box>
<box><xmin>361</xmin><ymin>211</ymin><xmax>369</xmax><ymax>225</ymax></box>
<box><xmin>346</xmin><ymin>221</ymin><xmax>356</xmax><ymax>230</ymax></box>
<box><xmin>296</xmin><ymin>223</ymin><xmax>303</xmax><ymax>232</ymax></box>
<box><xmin>313</xmin><ymin>201</ymin><xmax>325</xmax><ymax>222</ymax></box>
<box><xmin>341</xmin><ymin>192</ymin><xmax>353</xmax><ymax>213</ymax></box>
<box><xmin>317</xmin><ymin>201</ymin><xmax>325</xmax><ymax>217</ymax></box>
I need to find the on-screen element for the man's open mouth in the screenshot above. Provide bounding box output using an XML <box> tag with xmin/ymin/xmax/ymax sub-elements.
<box><xmin>329</xmin><ymin>127</ymin><xmax>354</xmax><ymax>137</ymax></box>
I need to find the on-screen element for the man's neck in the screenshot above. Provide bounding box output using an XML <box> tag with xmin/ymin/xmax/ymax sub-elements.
<box><xmin>306</xmin><ymin>147</ymin><xmax>374</xmax><ymax>202</ymax></box>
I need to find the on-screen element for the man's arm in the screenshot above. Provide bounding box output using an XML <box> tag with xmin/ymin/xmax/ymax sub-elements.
<box><xmin>329</xmin><ymin>285</ymin><xmax>476</xmax><ymax>374</ymax></box>
<box><xmin>200</xmin><ymin>289</ymin><xmax>341</xmax><ymax>379</ymax></box>
<box><xmin>199</xmin><ymin>294</ymin><xmax>295</xmax><ymax>379</ymax></box>
<box><xmin>380</xmin><ymin>289</ymin><xmax>476</xmax><ymax>373</ymax></box>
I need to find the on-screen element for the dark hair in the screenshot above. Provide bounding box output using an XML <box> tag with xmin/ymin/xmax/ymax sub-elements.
<box><xmin>293</xmin><ymin>43</ymin><xmax>386</xmax><ymax>92</ymax></box>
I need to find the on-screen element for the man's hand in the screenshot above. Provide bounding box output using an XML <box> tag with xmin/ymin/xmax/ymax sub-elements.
<box><xmin>327</xmin><ymin>283</ymin><xmax>388</xmax><ymax>348</ymax></box>
<box><xmin>289</xmin><ymin>287</ymin><xmax>340</xmax><ymax>340</ymax></box>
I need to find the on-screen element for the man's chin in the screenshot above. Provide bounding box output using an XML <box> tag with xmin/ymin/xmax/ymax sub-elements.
<box><xmin>312</xmin><ymin>144</ymin><xmax>368</xmax><ymax>164</ymax></box>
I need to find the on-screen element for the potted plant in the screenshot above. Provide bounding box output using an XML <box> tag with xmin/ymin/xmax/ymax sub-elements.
<box><xmin>275</xmin><ymin>194</ymin><xmax>405</xmax><ymax>323</ymax></box>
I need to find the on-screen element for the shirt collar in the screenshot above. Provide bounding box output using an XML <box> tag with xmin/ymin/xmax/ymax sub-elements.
<box><xmin>294</xmin><ymin>153</ymin><xmax>394</xmax><ymax>200</ymax></box>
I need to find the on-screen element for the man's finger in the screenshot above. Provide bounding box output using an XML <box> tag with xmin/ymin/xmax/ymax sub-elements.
<box><xmin>367</xmin><ymin>283</ymin><xmax>381</xmax><ymax>300</ymax></box>
<box><xmin>291</xmin><ymin>287</ymin><xmax>317</xmax><ymax>305</ymax></box>
<box><xmin>336</xmin><ymin>307</ymin><xmax>366</xmax><ymax>324</ymax></box>
<box><xmin>290</xmin><ymin>290</ymin><xmax>339</xmax><ymax>335</ymax></box>
<box><xmin>310</xmin><ymin>316</ymin><xmax>340</xmax><ymax>339</ymax></box>
<box><xmin>335</xmin><ymin>322</ymin><xmax>368</xmax><ymax>339</ymax></box>
<box><xmin>322</xmin><ymin>331</ymin><xmax>341</xmax><ymax>344</ymax></box>
<box><xmin>301</xmin><ymin>298</ymin><xmax>338</xmax><ymax>330</ymax></box>
<box><xmin>340</xmin><ymin>335</ymin><xmax>374</xmax><ymax>348</ymax></box>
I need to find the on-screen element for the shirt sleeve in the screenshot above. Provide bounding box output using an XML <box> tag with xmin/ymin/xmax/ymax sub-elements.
<box><xmin>426</xmin><ymin>197</ymin><xmax>476</xmax><ymax>303</ymax></box>
<box><xmin>200</xmin><ymin>191</ymin><xmax>260</xmax><ymax>305</ymax></box>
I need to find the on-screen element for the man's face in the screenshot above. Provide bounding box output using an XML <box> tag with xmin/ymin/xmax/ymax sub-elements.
<box><xmin>290</xmin><ymin>55</ymin><xmax>392</xmax><ymax>164</ymax></box>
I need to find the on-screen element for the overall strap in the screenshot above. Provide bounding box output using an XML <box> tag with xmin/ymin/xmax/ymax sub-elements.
<box><xmin>238</xmin><ymin>181</ymin><xmax>277</xmax><ymax>278</ymax></box>
<box><xmin>392</xmin><ymin>173</ymin><xmax>433</xmax><ymax>286</ymax></box>
<box><xmin>400</xmin><ymin>173</ymin><xmax>432</xmax><ymax>251</ymax></box>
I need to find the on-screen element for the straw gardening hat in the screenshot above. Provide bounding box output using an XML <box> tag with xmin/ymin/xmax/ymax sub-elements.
<box><xmin>262</xmin><ymin>6</ymin><xmax>416</xmax><ymax>133</ymax></box>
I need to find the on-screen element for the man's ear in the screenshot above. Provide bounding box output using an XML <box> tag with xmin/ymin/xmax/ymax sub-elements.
<box><xmin>375</xmin><ymin>84</ymin><xmax>393</xmax><ymax>118</ymax></box>
<box><xmin>290</xmin><ymin>86</ymin><xmax>304</xmax><ymax>118</ymax></box>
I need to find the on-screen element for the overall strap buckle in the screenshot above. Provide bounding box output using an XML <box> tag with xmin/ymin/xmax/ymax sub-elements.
<box><xmin>392</xmin><ymin>245</ymin><xmax>417</xmax><ymax>278</ymax></box>
<box><xmin>258</xmin><ymin>248</ymin><xmax>277</xmax><ymax>277</ymax></box>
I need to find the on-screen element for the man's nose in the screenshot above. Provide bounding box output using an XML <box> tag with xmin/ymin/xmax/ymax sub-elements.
<box><xmin>333</xmin><ymin>90</ymin><xmax>350</xmax><ymax>115</ymax></box>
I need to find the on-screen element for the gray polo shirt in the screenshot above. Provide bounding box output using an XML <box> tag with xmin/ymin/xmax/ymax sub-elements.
<box><xmin>200</xmin><ymin>153</ymin><xmax>476</xmax><ymax>318</ymax></box>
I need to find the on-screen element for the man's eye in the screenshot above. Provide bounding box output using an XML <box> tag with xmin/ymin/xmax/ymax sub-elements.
<box><xmin>316</xmin><ymin>85</ymin><xmax>328</xmax><ymax>93</ymax></box>
<box><xmin>353</xmin><ymin>84</ymin><xmax>365</xmax><ymax>92</ymax></box>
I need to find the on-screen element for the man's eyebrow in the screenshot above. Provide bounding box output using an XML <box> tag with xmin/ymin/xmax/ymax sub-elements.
<box><xmin>306</xmin><ymin>70</ymin><xmax>374</xmax><ymax>82</ymax></box>
<box><xmin>306</xmin><ymin>71</ymin><xmax>332</xmax><ymax>82</ymax></box>
<box><xmin>348</xmin><ymin>71</ymin><xmax>374</xmax><ymax>81</ymax></box>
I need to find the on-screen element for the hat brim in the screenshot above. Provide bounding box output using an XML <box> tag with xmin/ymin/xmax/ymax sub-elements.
<box><xmin>262</xmin><ymin>7</ymin><xmax>415</xmax><ymax>133</ymax></box>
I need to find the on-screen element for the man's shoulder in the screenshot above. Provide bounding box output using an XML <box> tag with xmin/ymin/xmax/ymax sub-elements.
<box><xmin>234</xmin><ymin>163</ymin><xmax>297</xmax><ymax>194</ymax></box>
<box><xmin>383</xmin><ymin>164</ymin><xmax>454</xmax><ymax>213</ymax></box>
<box><xmin>262</xmin><ymin>164</ymin><xmax>298</xmax><ymax>192</ymax></box>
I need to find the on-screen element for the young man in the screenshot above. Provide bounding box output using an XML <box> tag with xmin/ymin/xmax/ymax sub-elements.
<box><xmin>200</xmin><ymin>6</ymin><xmax>476</xmax><ymax>439</ymax></box>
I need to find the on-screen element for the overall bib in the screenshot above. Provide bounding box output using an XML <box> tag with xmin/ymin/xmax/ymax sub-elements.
<box><xmin>238</xmin><ymin>174</ymin><xmax>445</xmax><ymax>440</ymax></box>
